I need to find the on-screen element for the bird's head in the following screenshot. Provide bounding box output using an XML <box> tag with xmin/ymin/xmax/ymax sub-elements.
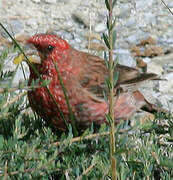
<box><xmin>14</xmin><ymin>34</ymin><xmax>70</xmax><ymax>76</ymax></box>
<box><xmin>27</xmin><ymin>34</ymin><xmax>70</xmax><ymax>59</ymax></box>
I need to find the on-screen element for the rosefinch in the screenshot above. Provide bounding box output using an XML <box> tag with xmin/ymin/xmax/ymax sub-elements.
<box><xmin>14</xmin><ymin>34</ymin><xmax>163</xmax><ymax>131</ymax></box>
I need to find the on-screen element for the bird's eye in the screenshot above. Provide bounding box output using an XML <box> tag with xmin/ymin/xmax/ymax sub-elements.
<box><xmin>47</xmin><ymin>45</ymin><xmax>54</xmax><ymax>51</ymax></box>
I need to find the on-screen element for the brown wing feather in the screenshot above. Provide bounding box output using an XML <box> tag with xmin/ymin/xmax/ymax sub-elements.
<box><xmin>75</xmin><ymin>51</ymin><xmax>157</xmax><ymax>98</ymax></box>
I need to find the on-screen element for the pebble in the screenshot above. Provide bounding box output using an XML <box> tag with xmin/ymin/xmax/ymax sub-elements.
<box><xmin>159</xmin><ymin>73</ymin><xmax>173</xmax><ymax>94</ymax></box>
<box><xmin>117</xmin><ymin>5</ymin><xmax>131</xmax><ymax>18</ymax></box>
<box><xmin>65</xmin><ymin>20</ymin><xmax>74</xmax><ymax>29</ymax></box>
<box><xmin>26</xmin><ymin>19</ymin><xmax>38</xmax><ymax>29</ymax></box>
<box><xmin>135</xmin><ymin>0</ymin><xmax>154</xmax><ymax>10</ymax></box>
<box><xmin>94</xmin><ymin>22</ymin><xmax>106</xmax><ymax>33</ymax></box>
<box><xmin>143</xmin><ymin>57</ymin><xmax>151</xmax><ymax>63</ymax></box>
<box><xmin>168</xmin><ymin>2</ymin><xmax>173</xmax><ymax>8</ymax></box>
<box><xmin>125</xmin><ymin>33</ymin><xmax>141</xmax><ymax>44</ymax></box>
<box><xmin>0</xmin><ymin>20</ymin><xmax>24</xmax><ymax>38</ymax></box>
<box><xmin>157</xmin><ymin>94</ymin><xmax>173</xmax><ymax>113</ymax></box>
<box><xmin>31</xmin><ymin>0</ymin><xmax>41</xmax><ymax>3</ymax></box>
<box><xmin>44</xmin><ymin>0</ymin><xmax>57</xmax><ymax>4</ymax></box>
<box><xmin>147</xmin><ymin>62</ymin><xmax>163</xmax><ymax>75</ymax></box>
<box><xmin>114</xmin><ymin>49</ymin><xmax>136</xmax><ymax>67</ymax></box>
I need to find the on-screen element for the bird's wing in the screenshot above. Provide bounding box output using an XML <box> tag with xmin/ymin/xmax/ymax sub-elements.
<box><xmin>75</xmin><ymin>52</ymin><xmax>158</xmax><ymax>98</ymax></box>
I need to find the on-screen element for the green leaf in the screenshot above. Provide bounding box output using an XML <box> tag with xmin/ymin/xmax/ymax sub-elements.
<box><xmin>103</xmin><ymin>90</ymin><xmax>108</xmax><ymax>104</ymax></box>
<box><xmin>112</xmin><ymin>59</ymin><xmax>118</xmax><ymax>70</ymax></box>
<box><xmin>113</xmin><ymin>0</ymin><xmax>117</xmax><ymax>8</ymax></box>
<box><xmin>41</xmin><ymin>79</ymin><xmax>50</xmax><ymax>87</ymax></box>
<box><xmin>104</xmin><ymin>52</ymin><xmax>108</xmax><ymax>61</ymax></box>
<box><xmin>105</xmin><ymin>77</ymin><xmax>112</xmax><ymax>89</ymax></box>
<box><xmin>0</xmin><ymin>135</ymin><xmax>4</xmax><ymax>149</ymax></box>
<box><xmin>114</xmin><ymin>147</ymin><xmax>128</xmax><ymax>156</ymax></box>
<box><xmin>169</xmin><ymin>126</ymin><xmax>173</xmax><ymax>137</ymax></box>
<box><xmin>112</xmin><ymin>30</ymin><xmax>117</xmax><ymax>47</ymax></box>
<box><xmin>109</xmin><ymin>18</ymin><xmax>116</xmax><ymax>32</ymax></box>
<box><xmin>106</xmin><ymin>16</ymin><xmax>109</xmax><ymax>30</ymax></box>
<box><xmin>105</xmin><ymin>0</ymin><xmax>110</xmax><ymax>11</ymax></box>
<box><xmin>52</xmin><ymin>61</ymin><xmax>78</xmax><ymax>136</ymax></box>
<box><xmin>113</xmin><ymin>71</ymin><xmax>119</xmax><ymax>86</ymax></box>
<box><xmin>31</xmin><ymin>78</ymin><xmax>40</xmax><ymax>86</ymax></box>
<box><xmin>105</xmin><ymin>113</ymin><xmax>113</xmax><ymax>124</ymax></box>
<box><xmin>103</xmin><ymin>33</ymin><xmax>110</xmax><ymax>49</ymax></box>
<box><xmin>81</xmin><ymin>128</ymin><xmax>90</xmax><ymax>139</ymax></box>
<box><xmin>105</xmin><ymin>60</ymin><xmax>109</xmax><ymax>69</ymax></box>
<box><xmin>99</xmin><ymin>123</ymin><xmax>107</xmax><ymax>133</ymax></box>
<box><xmin>160</xmin><ymin>158</ymin><xmax>173</xmax><ymax>169</ymax></box>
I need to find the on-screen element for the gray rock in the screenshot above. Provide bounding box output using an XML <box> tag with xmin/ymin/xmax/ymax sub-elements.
<box><xmin>147</xmin><ymin>62</ymin><xmax>163</xmax><ymax>75</ymax></box>
<box><xmin>125</xmin><ymin>18</ymin><xmax>136</xmax><ymax>27</ymax></box>
<box><xmin>125</xmin><ymin>33</ymin><xmax>141</xmax><ymax>44</ymax></box>
<box><xmin>168</xmin><ymin>2</ymin><xmax>173</xmax><ymax>8</ymax></box>
<box><xmin>31</xmin><ymin>0</ymin><xmax>40</xmax><ymax>3</ymax></box>
<box><xmin>117</xmin><ymin>5</ymin><xmax>131</xmax><ymax>18</ymax></box>
<box><xmin>72</xmin><ymin>7</ymin><xmax>98</xmax><ymax>28</ymax></box>
<box><xmin>65</xmin><ymin>20</ymin><xmax>74</xmax><ymax>29</ymax></box>
<box><xmin>114</xmin><ymin>49</ymin><xmax>136</xmax><ymax>67</ymax></box>
<box><xmin>0</xmin><ymin>20</ymin><xmax>24</xmax><ymax>37</ymax></box>
<box><xmin>157</xmin><ymin>94</ymin><xmax>173</xmax><ymax>113</ymax></box>
<box><xmin>143</xmin><ymin>57</ymin><xmax>151</xmax><ymax>63</ymax></box>
<box><xmin>26</xmin><ymin>19</ymin><xmax>38</xmax><ymax>29</ymax></box>
<box><xmin>135</xmin><ymin>0</ymin><xmax>154</xmax><ymax>10</ymax></box>
<box><xmin>159</xmin><ymin>73</ymin><xmax>173</xmax><ymax>94</ymax></box>
<box><xmin>94</xmin><ymin>22</ymin><xmax>106</xmax><ymax>33</ymax></box>
<box><xmin>44</xmin><ymin>0</ymin><xmax>56</xmax><ymax>4</ymax></box>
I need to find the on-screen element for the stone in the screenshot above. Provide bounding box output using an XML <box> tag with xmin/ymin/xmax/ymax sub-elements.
<box><xmin>144</xmin><ymin>45</ymin><xmax>164</xmax><ymax>57</ymax></box>
<box><xmin>143</xmin><ymin>57</ymin><xmax>151</xmax><ymax>63</ymax></box>
<box><xmin>159</xmin><ymin>73</ymin><xmax>173</xmax><ymax>94</ymax></box>
<box><xmin>131</xmin><ymin>111</ymin><xmax>155</xmax><ymax>126</ymax></box>
<box><xmin>31</xmin><ymin>0</ymin><xmax>40</xmax><ymax>3</ymax></box>
<box><xmin>136</xmin><ymin>57</ymin><xmax>147</xmax><ymax>69</ymax></box>
<box><xmin>0</xmin><ymin>20</ymin><xmax>24</xmax><ymax>38</ymax></box>
<box><xmin>131</xmin><ymin>46</ymin><xmax>144</xmax><ymax>57</ymax></box>
<box><xmin>114</xmin><ymin>49</ymin><xmax>136</xmax><ymax>67</ymax></box>
<box><xmin>86</xmin><ymin>42</ymin><xmax>107</xmax><ymax>51</ymax></box>
<box><xmin>168</xmin><ymin>2</ymin><xmax>173</xmax><ymax>8</ymax></box>
<box><xmin>135</xmin><ymin>0</ymin><xmax>154</xmax><ymax>10</ymax></box>
<box><xmin>44</xmin><ymin>0</ymin><xmax>56</xmax><ymax>4</ymax></box>
<box><xmin>94</xmin><ymin>22</ymin><xmax>106</xmax><ymax>33</ymax></box>
<box><xmin>26</xmin><ymin>19</ymin><xmax>38</xmax><ymax>29</ymax></box>
<box><xmin>117</xmin><ymin>5</ymin><xmax>131</xmax><ymax>18</ymax></box>
<box><xmin>85</xmin><ymin>32</ymin><xmax>101</xmax><ymax>41</ymax></box>
<box><xmin>157</xmin><ymin>94</ymin><xmax>173</xmax><ymax>113</ymax></box>
<box><xmin>138</xmin><ymin>36</ymin><xmax>157</xmax><ymax>46</ymax></box>
<box><xmin>72</xmin><ymin>7</ymin><xmax>98</xmax><ymax>28</ymax></box>
<box><xmin>147</xmin><ymin>62</ymin><xmax>163</xmax><ymax>75</ymax></box>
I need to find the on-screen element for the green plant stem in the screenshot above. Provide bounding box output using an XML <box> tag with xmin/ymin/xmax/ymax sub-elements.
<box><xmin>160</xmin><ymin>0</ymin><xmax>173</xmax><ymax>16</ymax></box>
<box><xmin>52</xmin><ymin>60</ymin><xmax>78</xmax><ymax>137</ymax></box>
<box><xmin>108</xmin><ymin>0</ymin><xmax>116</xmax><ymax>179</ymax></box>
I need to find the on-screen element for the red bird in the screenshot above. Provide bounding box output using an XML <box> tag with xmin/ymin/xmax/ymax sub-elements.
<box><xmin>15</xmin><ymin>34</ymin><xmax>162</xmax><ymax>130</ymax></box>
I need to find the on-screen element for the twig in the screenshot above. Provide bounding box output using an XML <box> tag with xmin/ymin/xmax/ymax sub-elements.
<box><xmin>0</xmin><ymin>85</ymin><xmax>39</xmax><ymax>93</ymax></box>
<box><xmin>53</xmin><ymin>131</ymin><xmax>110</xmax><ymax>146</ymax></box>
<box><xmin>76</xmin><ymin>163</ymin><xmax>95</xmax><ymax>180</ymax></box>
<box><xmin>3</xmin><ymin>92</ymin><xmax>27</xmax><ymax>108</ymax></box>
<box><xmin>4</xmin><ymin>161</ymin><xmax>8</xmax><ymax>180</ymax></box>
<box><xmin>52</xmin><ymin>60</ymin><xmax>78</xmax><ymax>136</ymax></box>
<box><xmin>107</xmin><ymin>0</ymin><xmax>116</xmax><ymax>179</ymax></box>
<box><xmin>160</xmin><ymin>0</ymin><xmax>173</xmax><ymax>16</ymax></box>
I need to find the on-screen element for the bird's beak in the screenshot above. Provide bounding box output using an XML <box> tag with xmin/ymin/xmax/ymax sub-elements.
<box><xmin>13</xmin><ymin>44</ymin><xmax>41</xmax><ymax>65</ymax></box>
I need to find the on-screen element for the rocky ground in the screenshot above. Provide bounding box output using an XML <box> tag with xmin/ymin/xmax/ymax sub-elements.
<box><xmin>0</xmin><ymin>0</ymin><xmax>173</xmax><ymax>115</ymax></box>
